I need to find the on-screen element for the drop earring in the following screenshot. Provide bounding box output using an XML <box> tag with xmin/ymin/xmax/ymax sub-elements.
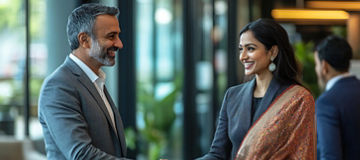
<box><xmin>268</xmin><ymin>57</ymin><xmax>276</xmax><ymax>72</ymax></box>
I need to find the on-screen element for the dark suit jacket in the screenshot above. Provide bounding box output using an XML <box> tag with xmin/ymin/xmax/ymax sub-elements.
<box><xmin>199</xmin><ymin>78</ymin><xmax>291</xmax><ymax>160</ymax></box>
<box><xmin>38</xmin><ymin>57</ymin><xmax>127</xmax><ymax>160</ymax></box>
<box><xmin>316</xmin><ymin>76</ymin><xmax>360</xmax><ymax>160</ymax></box>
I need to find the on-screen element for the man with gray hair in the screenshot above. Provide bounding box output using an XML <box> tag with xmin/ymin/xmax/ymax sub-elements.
<box><xmin>39</xmin><ymin>3</ymin><xmax>130</xmax><ymax>159</ymax></box>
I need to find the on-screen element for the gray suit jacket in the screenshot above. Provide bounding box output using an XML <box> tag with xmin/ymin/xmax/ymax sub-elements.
<box><xmin>38</xmin><ymin>56</ymin><xmax>128</xmax><ymax>160</ymax></box>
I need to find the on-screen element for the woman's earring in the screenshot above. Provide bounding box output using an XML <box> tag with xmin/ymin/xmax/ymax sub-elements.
<box><xmin>268</xmin><ymin>57</ymin><xmax>276</xmax><ymax>72</ymax></box>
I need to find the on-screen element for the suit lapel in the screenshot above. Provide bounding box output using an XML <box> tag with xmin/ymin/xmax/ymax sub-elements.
<box><xmin>104</xmin><ymin>87</ymin><xmax>127</xmax><ymax>156</ymax></box>
<box><xmin>65</xmin><ymin>57</ymin><xmax>118</xmax><ymax>136</ymax></box>
<box><xmin>236</xmin><ymin>79</ymin><xmax>256</xmax><ymax>131</ymax></box>
<box><xmin>252</xmin><ymin>78</ymin><xmax>290</xmax><ymax>124</ymax></box>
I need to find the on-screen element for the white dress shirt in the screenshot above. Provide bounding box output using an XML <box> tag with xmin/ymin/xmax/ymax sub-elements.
<box><xmin>325</xmin><ymin>72</ymin><xmax>351</xmax><ymax>91</ymax></box>
<box><xmin>69</xmin><ymin>54</ymin><xmax>117</xmax><ymax>132</ymax></box>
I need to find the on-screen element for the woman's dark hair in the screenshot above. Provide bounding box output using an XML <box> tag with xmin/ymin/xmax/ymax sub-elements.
<box><xmin>239</xmin><ymin>18</ymin><xmax>300</xmax><ymax>85</ymax></box>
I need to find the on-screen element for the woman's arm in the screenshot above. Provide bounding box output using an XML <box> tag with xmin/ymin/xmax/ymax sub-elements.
<box><xmin>197</xmin><ymin>89</ymin><xmax>232</xmax><ymax>160</ymax></box>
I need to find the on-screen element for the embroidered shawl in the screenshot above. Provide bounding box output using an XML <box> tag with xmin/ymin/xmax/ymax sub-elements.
<box><xmin>235</xmin><ymin>85</ymin><xmax>316</xmax><ymax>160</ymax></box>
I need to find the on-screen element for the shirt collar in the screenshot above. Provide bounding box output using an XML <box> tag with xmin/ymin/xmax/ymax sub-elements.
<box><xmin>69</xmin><ymin>54</ymin><xmax>106</xmax><ymax>86</ymax></box>
<box><xmin>96</xmin><ymin>70</ymin><xmax>106</xmax><ymax>92</ymax></box>
<box><xmin>325</xmin><ymin>72</ymin><xmax>350</xmax><ymax>91</ymax></box>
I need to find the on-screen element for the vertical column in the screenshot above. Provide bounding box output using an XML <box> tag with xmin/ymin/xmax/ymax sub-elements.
<box><xmin>211</xmin><ymin>0</ymin><xmax>218</xmax><ymax>143</ymax></box>
<box><xmin>260</xmin><ymin>0</ymin><xmax>274</xmax><ymax>19</ymax></box>
<box><xmin>24</xmin><ymin>0</ymin><xmax>30</xmax><ymax>137</ymax></box>
<box><xmin>239</xmin><ymin>0</ymin><xmax>249</xmax><ymax>28</ymax></box>
<box><xmin>46</xmin><ymin>0</ymin><xmax>76</xmax><ymax>75</ymax></box>
<box><xmin>347</xmin><ymin>14</ymin><xmax>360</xmax><ymax>58</ymax></box>
<box><xmin>118</xmin><ymin>0</ymin><xmax>137</xmax><ymax>158</ymax></box>
<box><xmin>183</xmin><ymin>0</ymin><xmax>201</xmax><ymax>159</ymax></box>
<box><xmin>227</xmin><ymin>0</ymin><xmax>239</xmax><ymax>87</ymax></box>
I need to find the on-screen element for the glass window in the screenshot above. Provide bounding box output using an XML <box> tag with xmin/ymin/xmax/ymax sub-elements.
<box><xmin>0</xmin><ymin>0</ymin><xmax>25</xmax><ymax>137</ymax></box>
<box><xmin>213</xmin><ymin>0</ymin><xmax>228</xmax><ymax>101</ymax></box>
<box><xmin>135</xmin><ymin>0</ymin><xmax>183</xmax><ymax>159</ymax></box>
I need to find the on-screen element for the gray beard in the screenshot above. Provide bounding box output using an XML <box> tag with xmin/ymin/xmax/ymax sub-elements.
<box><xmin>89</xmin><ymin>39</ymin><xmax>113</xmax><ymax>66</ymax></box>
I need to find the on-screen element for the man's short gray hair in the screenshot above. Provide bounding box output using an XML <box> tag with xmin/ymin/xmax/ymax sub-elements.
<box><xmin>66</xmin><ymin>3</ymin><xmax>119</xmax><ymax>50</ymax></box>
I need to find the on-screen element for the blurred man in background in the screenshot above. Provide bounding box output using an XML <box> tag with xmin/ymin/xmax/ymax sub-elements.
<box><xmin>315</xmin><ymin>35</ymin><xmax>360</xmax><ymax>160</ymax></box>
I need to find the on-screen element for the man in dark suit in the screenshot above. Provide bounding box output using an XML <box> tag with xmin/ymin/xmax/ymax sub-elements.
<box><xmin>38</xmin><ymin>3</ymin><xmax>130</xmax><ymax>160</ymax></box>
<box><xmin>315</xmin><ymin>35</ymin><xmax>360</xmax><ymax>160</ymax></box>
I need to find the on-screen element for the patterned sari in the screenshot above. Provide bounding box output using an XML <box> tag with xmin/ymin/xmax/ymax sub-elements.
<box><xmin>235</xmin><ymin>85</ymin><xmax>316</xmax><ymax>160</ymax></box>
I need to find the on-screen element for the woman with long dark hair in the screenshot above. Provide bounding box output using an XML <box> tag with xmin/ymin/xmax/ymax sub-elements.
<box><xmin>199</xmin><ymin>19</ymin><xmax>315</xmax><ymax>160</ymax></box>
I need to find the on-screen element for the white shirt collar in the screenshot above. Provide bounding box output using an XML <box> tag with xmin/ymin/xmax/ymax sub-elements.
<box><xmin>69</xmin><ymin>54</ymin><xmax>106</xmax><ymax>89</ymax></box>
<box><xmin>325</xmin><ymin>72</ymin><xmax>350</xmax><ymax>91</ymax></box>
<box><xmin>96</xmin><ymin>70</ymin><xmax>106</xmax><ymax>92</ymax></box>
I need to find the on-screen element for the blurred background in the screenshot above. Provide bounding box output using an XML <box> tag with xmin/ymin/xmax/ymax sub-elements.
<box><xmin>1</xmin><ymin>0</ymin><xmax>360</xmax><ymax>159</ymax></box>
